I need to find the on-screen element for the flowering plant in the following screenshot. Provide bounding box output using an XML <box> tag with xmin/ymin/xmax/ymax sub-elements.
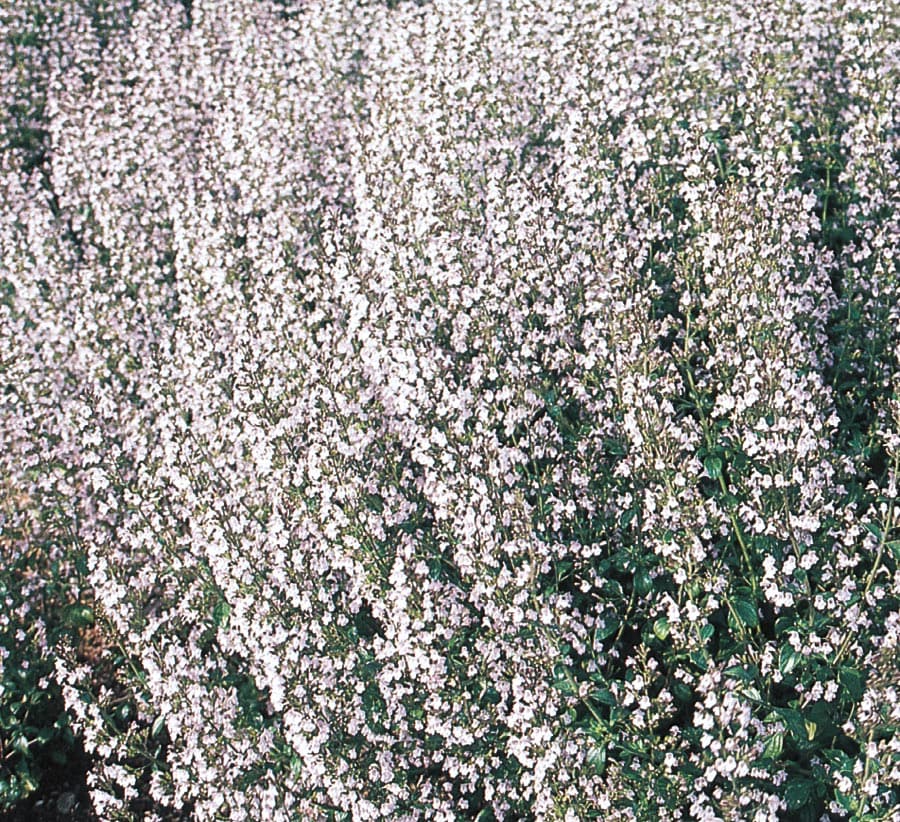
<box><xmin>2</xmin><ymin>0</ymin><xmax>899</xmax><ymax>819</ymax></box>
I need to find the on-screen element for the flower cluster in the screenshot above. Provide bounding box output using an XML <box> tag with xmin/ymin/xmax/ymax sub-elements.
<box><xmin>2</xmin><ymin>0</ymin><xmax>899</xmax><ymax>819</ymax></box>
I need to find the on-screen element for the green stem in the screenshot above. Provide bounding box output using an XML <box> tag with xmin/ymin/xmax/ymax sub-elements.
<box><xmin>682</xmin><ymin>352</ymin><xmax>758</xmax><ymax>598</ymax></box>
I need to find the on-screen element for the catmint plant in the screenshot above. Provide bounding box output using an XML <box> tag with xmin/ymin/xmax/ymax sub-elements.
<box><xmin>1</xmin><ymin>0</ymin><xmax>899</xmax><ymax>820</ymax></box>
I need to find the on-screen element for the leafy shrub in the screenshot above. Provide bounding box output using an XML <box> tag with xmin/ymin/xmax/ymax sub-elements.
<box><xmin>1</xmin><ymin>0</ymin><xmax>899</xmax><ymax>820</ymax></box>
<box><xmin>0</xmin><ymin>487</ymin><xmax>93</xmax><ymax>808</ymax></box>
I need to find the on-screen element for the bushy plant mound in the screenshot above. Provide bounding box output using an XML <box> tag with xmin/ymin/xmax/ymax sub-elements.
<box><xmin>2</xmin><ymin>0</ymin><xmax>899</xmax><ymax>819</ymax></box>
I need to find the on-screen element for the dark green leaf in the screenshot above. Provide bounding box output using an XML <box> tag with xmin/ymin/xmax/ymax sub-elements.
<box><xmin>833</xmin><ymin>788</ymin><xmax>854</xmax><ymax>812</ymax></box>
<box><xmin>586</xmin><ymin>745</ymin><xmax>607</xmax><ymax>772</ymax></box>
<box><xmin>601</xmin><ymin>579</ymin><xmax>624</xmax><ymax>598</ymax></box>
<box><xmin>64</xmin><ymin>604</ymin><xmax>94</xmax><ymax>628</ymax></box>
<box><xmin>762</xmin><ymin>731</ymin><xmax>783</xmax><ymax>760</ymax></box>
<box><xmin>552</xmin><ymin>664</ymin><xmax>576</xmax><ymax>695</ymax></box>
<box><xmin>634</xmin><ymin>569</ymin><xmax>653</xmax><ymax>596</ymax></box>
<box><xmin>671</xmin><ymin>682</ymin><xmax>693</xmax><ymax>703</ymax></box>
<box><xmin>704</xmin><ymin>456</ymin><xmax>723</xmax><ymax>480</ymax></box>
<box><xmin>592</xmin><ymin>689</ymin><xmax>617</xmax><ymax>707</ymax></box>
<box><xmin>734</xmin><ymin>599</ymin><xmax>759</xmax><ymax>628</ymax></box>
<box><xmin>865</xmin><ymin>522</ymin><xmax>882</xmax><ymax>539</ymax></box>
<box><xmin>212</xmin><ymin>599</ymin><xmax>231</xmax><ymax>629</ymax></box>
<box><xmin>364</xmin><ymin>493</ymin><xmax>384</xmax><ymax>513</ymax></box>
<box><xmin>779</xmin><ymin>645</ymin><xmax>802</xmax><ymax>677</ymax></box>
<box><xmin>774</xmin><ymin>616</ymin><xmax>794</xmax><ymax>636</ymax></box>
<box><xmin>620</xmin><ymin>508</ymin><xmax>637</xmax><ymax>528</ymax></box>
<box><xmin>798</xmin><ymin>805</ymin><xmax>819</xmax><ymax>822</ymax></box>
<box><xmin>824</xmin><ymin>749</ymin><xmax>854</xmax><ymax>776</ymax></box>
<box><xmin>731</xmin><ymin>599</ymin><xmax>758</xmax><ymax>628</ymax></box>
<box><xmin>724</xmin><ymin>665</ymin><xmax>754</xmax><ymax>682</ymax></box>
<box><xmin>775</xmin><ymin>707</ymin><xmax>809</xmax><ymax>746</ymax></box>
<box><xmin>652</xmin><ymin>617</ymin><xmax>670</xmax><ymax>641</ymax></box>
<box><xmin>839</xmin><ymin>667</ymin><xmax>865</xmax><ymax>701</ymax></box>
<box><xmin>690</xmin><ymin>649</ymin><xmax>709</xmax><ymax>670</ymax></box>
<box><xmin>784</xmin><ymin>777</ymin><xmax>817</xmax><ymax>810</ymax></box>
<box><xmin>480</xmin><ymin>686</ymin><xmax>501</xmax><ymax>706</ymax></box>
<box><xmin>594</xmin><ymin>615</ymin><xmax>619</xmax><ymax>641</ymax></box>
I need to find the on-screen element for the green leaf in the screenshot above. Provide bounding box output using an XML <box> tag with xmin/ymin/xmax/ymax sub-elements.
<box><xmin>151</xmin><ymin>715</ymin><xmax>166</xmax><ymax>738</ymax></box>
<box><xmin>824</xmin><ymin>748</ymin><xmax>854</xmax><ymax>776</ymax></box>
<box><xmin>604</xmin><ymin>438</ymin><xmax>627</xmax><ymax>457</ymax></box>
<box><xmin>555</xmin><ymin>561</ymin><xmax>574</xmax><ymax>580</ymax></box>
<box><xmin>784</xmin><ymin>777</ymin><xmax>817</xmax><ymax>810</ymax></box>
<box><xmin>704</xmin><ymin>456</ymin><xmax>723</xmax><ymax>480</ymax></box>
<box><xmin>699</xmin><ymin>623</ymin><xmax>715</xmax><ymax>641</ymax></box>
<box><xmin>364</xmin><ymin>493</ymin><xmax>384</xmax><ymax>513</ymax></box>
<box><xmin>480</xmin><ymin>686</ymin><xmax>501</xmax><ymax>706</ymax></box>
<box><xmin>730</xmin><ymin>599</ymin><xmax>758</xmax><ymax>629</ymax></box>
<box><xmin>594</xmin><ymin>615</ymin><xmax>619</xmax><ymax>642</ymax></box>
<box><xmin>427</xmin><ymin>557</ymin><xmax>443</xmax><ymax>580</ymax></box>
<box><xmin>779</xmin><ymin>645</ymin><xmax>802</xmax><ymax>677</ymax></box>
<box><xmin>652</xmin><ymin>618</ymin><xmax>670</xmax><ymax>641</ymax></box>
<box><xmin>620</xmin><ymin>508</ymin><xmax>637</xmax><ymax>528</ymax></box>
<box><xmin>690</xmin><ymin>649</ymin><xmax>709</xmax><ymax>670</ymax></box>
<box><xmin>724</xmin><ymin>665</ymin><xmax>754</xmax><ymax>683</ymax></box>
<box><xmin>64</xmin><ymin>604</ymin><xmax>95</xmax><ymax>628</ymax></box>
<box><xmin>212</xmin><ymin>599</ymin><xmax>231</xmax><ymax>629</ymax></box>
<box><xmin>743</xmin><ymin>685</ymin><xmax>763</xmax><ymax>702</ymax></box>
<box><xmin>586</xmin><ymin>745</ymin><xmax>607</xmax><ymax>772</ymax></box>
<box><xmin>729</xmin><ymin>448</ymin><xmax>749</xmax><ymax>475</ymax></box>
<box><xmin>552</xmin><ymin>664</ymin><xmax>576</xmax><ymax>695</ymax></box>
<box><xmin>833</xmin><ymin>787</ymin><xmax>854</xmax><ymax>812</ymax></box>
<box><xmin>774</xmin><ymin>616</ymin><xmax>794</xmax><ymax>636</ymax></box>
<box><xmin>592</xmin><ymin>689</ymin><xmax>617</xmax><ymax>707</ymax></box>
<box><xmin>634</xmin><ymin>569</ymin><xmax>653</xmax><ymax>596</ymax></box>
<box><xmin>671</xmin><ymin>682</ymin><xmax>693</xmax><ymax>703</ymax></box>
<box><xmin>775</xmin><ymin>707</ymin><xmax>810</xmax><ymax>747</ymax></box>
<box><xmin>601</xmin><ymin>579</ymin><xmax>624</xmax><ymax>598</ymax></box>
<box><xmin>839</xmin><ymin>667</ymin><xmax>865</xmax><ymax>701</ymax></box>
<box><xmin>762</xmin><ymin>731</ymin><xmax>783</xmax><ymax>760</ymax></box>
<box><xmin>798</xmin><ymin>805</ymin><xmax>819</xmax><ymax>822</ymax></box>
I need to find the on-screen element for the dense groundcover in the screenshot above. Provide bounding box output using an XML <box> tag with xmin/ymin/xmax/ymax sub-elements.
<box><xmin>1</xmin><ymin>0</ymin><xmax>899</xmax><ymax>819</ymax></box>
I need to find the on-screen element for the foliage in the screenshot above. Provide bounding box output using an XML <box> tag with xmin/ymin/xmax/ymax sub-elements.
<box><xmin>0</xmin><ymin>489</ymin><xmax>91</xmax><ymax>807</ymax></box>
<box><xmin>1</xmin><ymin>0</ymin><xmax>899</xmax><ymax>819</ymax></box>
